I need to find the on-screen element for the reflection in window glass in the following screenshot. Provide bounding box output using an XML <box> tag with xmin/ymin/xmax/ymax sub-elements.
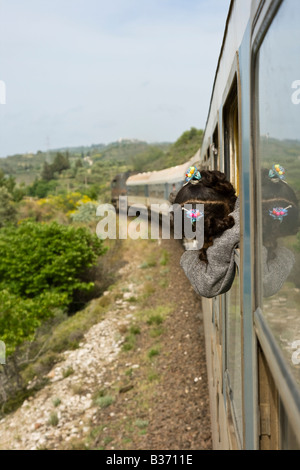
<box><xmin>280</xmin><ymin>400</ymin><xmax>300</xmax><ymax>450</ymax></box>
<box><xmin>257</xmin><ymin>0</ymin><xmax>300</xmax><ymax>388</ymax></box>
<box><xmin>226</xmin><ymin>267</ymin><xmax>243</xmax><ymax>445</ymax></box>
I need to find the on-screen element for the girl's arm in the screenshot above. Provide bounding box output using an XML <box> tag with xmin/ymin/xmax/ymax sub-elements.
<box><xmin>262</xmin><ymin>246</ymin><xmax>295</xmax><ymax>298</ymax></box>
<box><xmin>180</xmin><ymin>199</ymin><xmax>240</xmax><ymax>298</ymax></box>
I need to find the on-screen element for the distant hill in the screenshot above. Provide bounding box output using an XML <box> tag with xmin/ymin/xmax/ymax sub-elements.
<box><xmin>132</xmin><ymin>128</ymin><xmax>203</xmax><ymax>172</ymax></box>
<box><xmin>0</xmin><ymin>140</ymin><xmax>171</xmax><ymax>185</ymax></box>
<box><xmin>0</xmin><ymin>128</ymin><xmax>203</xmax><ymax>187</ymax></box>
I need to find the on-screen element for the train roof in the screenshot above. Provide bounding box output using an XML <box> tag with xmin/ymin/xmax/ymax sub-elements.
<box><xmin>126</xmin><ymin>149</ymin><xmax>200</xmax><ymax>186</ymax></box>
<box><xmin>201</xmin><ymin>0</ymin><xmax>252</xmax><ymax>159</ymax></box>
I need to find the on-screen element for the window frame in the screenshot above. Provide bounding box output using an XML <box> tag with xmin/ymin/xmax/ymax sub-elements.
<box><xmin>251</xmin><ymin>0</ymin><xmax>300</xmax><ymax>445</ymax></box>
<box><xmin>220</xmin><ymin>55</ymin><xmax>244</xmax><ymax>447</ymax></box>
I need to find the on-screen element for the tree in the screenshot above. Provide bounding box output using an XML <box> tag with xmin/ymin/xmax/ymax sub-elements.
<box><xmin>0</xmin><ymin>187</ymin><xmax>17</xmax><ymax>227</ymax></box>
<box><xmin>0</xmin><ymin>221</ymin><xmax>106</xmax><ymax>298</ymax></box>
<box><xmin>41</xmin><ymin>161</ymin><xmax>54</xmax><ymax>181</ymax></box>
<box><xmin>0</xmin><ymin>169</ymin><xmax>24</xmax><ymax>202</ymax></box>
<box><xmin>0</xmin><ymin>169</ymin><xmax>16</xmax><ymax>194</ymax></box>
<box><xmin>0</xmin><ymin>221</ymin><xmax>106</xmax><ymax>355</ymax></box>
<box><xmin>174</xmin><ymin>127</ymin><xmax>203</xmax><ymax>148</ymax></box>
<box><xmin>0</xmin><ymin>289</ymin><xmax>67</xmax><ymax>355</ymax></box>
<box><xmin>27</xmin><ymin>179</ymin><xmax>57</xmax><ymax>198</ymax></box>
<box><xmin>51</xmin><ymin>152</ymin><xmax>70</xmax><ymax>174</ymax></box>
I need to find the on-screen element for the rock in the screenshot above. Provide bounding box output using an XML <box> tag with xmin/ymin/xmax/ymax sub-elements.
<box><xmin>83</xmin><ymin>400</ymin><xmax>93</xmax><ymax>410</ymax></box>
<box><xmin>119</xmin><ymin>384</ymin><xmax>134</xmax><ymax>394</ymax></box>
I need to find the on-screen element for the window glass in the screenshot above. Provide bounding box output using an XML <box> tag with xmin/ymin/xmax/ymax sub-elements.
<box><xmin>223</xmin><ymin>80</ymin><xmax>239</xmax><ymax>194</ymax></box>
<box><xmin>213</xmin><ymin>126</ymin><xmax>219</xmax><ymax>171</ymax></box>
<box><xmin>226</xmin><ymin>266</ymin><xmax>243</xmax><ymax>445</ymax></box>
<box><xmin>127</xmin><ymin>185</ymin><xmax>146</xmax><ymax>197</ymax></box>
<box><xmin>149</xmin><ymin>184</ymin><xmax>165</xmax><ymax>199</ymax></box>
<box><xmin>257</xmin><ymin>0</ymin><xmax>300</xmax><ymax>387</ymax></box>
<box><xmin>280</xmin><ymin>400</ymin><xmax>300</xmax><ymax>450</ymax></box>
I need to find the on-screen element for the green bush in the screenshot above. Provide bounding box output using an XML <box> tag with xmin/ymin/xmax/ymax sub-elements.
<box><xmin>70</xmin><ymin>201</ymin><xmax>98</xmax><ymax>222</ymax></box>
<box><xmin>27</xmin><ymin>179</ymin><xmax>58</xmax><ymax>198</ymax></box>
<box><xmin>0</xmin><ymin>289</ymin><xmax>67</xmax><ymax>355</ymax></box>
<box><xmin>0</xmin><ymin>187</ymin><xmax>17</xmax><ymax>227</ymax></box>
<box><xmin>0</xmin><ymin>221</ymin><xmax>105</xmax><ymax>298</ymax></box>
<box><xmin>0</xmin><ymin>221</ymin><xmax>106</xmax><ymax>355</ymax></box>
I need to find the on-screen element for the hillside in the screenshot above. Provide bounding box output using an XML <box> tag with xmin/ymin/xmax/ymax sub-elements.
<box><xmin>0</xmin><ymin>125</ymin><xmax>208</xmax><ymax>451</ymax></box>
<box><xmin>0</xmin><ymin>140</ymin><xmax>170</xmax><ymax>187</ymax></box>
<box><xmin>0</xmin><ymin>128</ymin><xmax>203</xmax><ymax>202</ymax></box>
<box><xmin>0</xmin><ymin>230</ymin><xmax>211</xmax><ymax>450</ymax></box>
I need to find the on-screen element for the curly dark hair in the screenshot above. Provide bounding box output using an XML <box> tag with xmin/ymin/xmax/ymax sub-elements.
<box><xmin>261</xmin><ymin>168</ymin><xmax>299</xmax><ymax>260</ymax></box>
<box><xmin>174</xmin><ymin>170</ymin><xmax>237</xmax><ymax>263</ymax></box>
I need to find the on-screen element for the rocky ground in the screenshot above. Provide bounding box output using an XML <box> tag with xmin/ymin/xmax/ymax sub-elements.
<box><xmin>0</xmin><ymin>236</ymin><xmax>212</xmax><ymax>450</ymax></box>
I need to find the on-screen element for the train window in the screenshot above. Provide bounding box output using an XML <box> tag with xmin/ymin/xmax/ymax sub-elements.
<box><xmin>213</xmin><ymin>125</ymin><xmax>219</xmax><ymax>171</ymax></box>
<box><xmin>148</xmin><ymin>184</ymin><xmax>165</xmax><ymax>199</ymax></box>
<box><xmin>127</xmin><ymin>185</ymin><xmax>146</xmax><ymax>197</ymax></box>
<box><xmin>223</xmin><ymin>78</ymin><xmax>240</xmax><ymax>195</ymax></box>
<box><xmin>256</xmin><ymin>0</ymin><xmax>300</xmax><ymax>447</ymax></box>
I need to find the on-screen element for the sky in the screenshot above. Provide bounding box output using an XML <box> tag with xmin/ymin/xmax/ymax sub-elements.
<box><xmin>0</xmin><ymin>0</ymin><xmax>231</xmax><ymax>157</ymax></box>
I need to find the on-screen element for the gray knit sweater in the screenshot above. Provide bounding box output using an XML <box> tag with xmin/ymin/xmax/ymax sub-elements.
<box><xmin>180</xmin><ymin>198</ymin><xmax>295</xmax><ymax>298</ymax></box>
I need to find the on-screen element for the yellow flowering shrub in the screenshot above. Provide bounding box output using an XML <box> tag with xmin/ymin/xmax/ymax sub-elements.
<box><xmin>37</xmin><ymin>193</ymin><xmax>93</xmax><ymax>214</ymax></box>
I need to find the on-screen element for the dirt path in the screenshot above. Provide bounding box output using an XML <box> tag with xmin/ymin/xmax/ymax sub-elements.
<box><xmin>0</xmin><ymin>236</ymin><xmax>212</xmax><ymax>450</ymax></box>
<box><xmin>141</xmin><ymin>237</ymin><xmax>211</xmax><ymax>450</ymax></box>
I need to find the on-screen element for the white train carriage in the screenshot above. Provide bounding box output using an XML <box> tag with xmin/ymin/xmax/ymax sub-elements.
<box><xmin>126</xmin><ymin>150</ymin><xmax>200</xmax><ymax>210</ymax></box>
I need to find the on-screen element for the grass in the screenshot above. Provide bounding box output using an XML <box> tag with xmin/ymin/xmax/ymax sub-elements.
<box><xmin>159</xmin><ymin>249</ymin><xmax>169</xmax><ymax>266</ymax></box>
<box><xmin>93</xmin><ymin>390</ymin><xmax>115</xmax><ymax>409</ymax></box>
<box><xmin>134</xmin><ymin>419</ymin><xmax>149</xmax><ymax>429</ymax></box>
<box><xmin>125</xmin><ymin>368</ymin><xmax>133</xmax><ymax>377</ymax></box>
<box><xmin>139</xmin><ymin>252</ymin><xmax>158</xmax><ymax>269</ymax></box>
<box><xmin>96</xmin><ymin>395</ymin><xmax>115</xmax><ymax>409</ymax></box>
<box><xmin>148</xmin><ymin>371</ymin><xmax>160</xmax><ymax>382</ymax></box>
<box><xmin>122</xmin><ymin>323</ymin><xmax>141</xmax><ymax>351</ymax></box>
<box><xmin>84</xmin><ymin>238</ymin><xmax>173</xmax><ymax>450</ymax></box>
<box><xmin>142</xmin><ymin>281</ymin><xmax>156</xmax><ymax>298</ymax></box>
<box><xmin>149</xmin><ymin>327</ymin><xmax>164</xmax><ymax>338</ymax></box>
<box><xmin>21</xmin><ymin>298</ymin><xmax>110</xmax><ymax>386</ymax></box>
<box><xmin>159</xmin><ymin>279</ymin><xmax>169</xmax><ymax>288</ymax></box>
<box><xmin>62</xmin><ymin>366</ymin><xmax>74</xmax><ymax>378</ymax></box>
<box><xmin>52</xmin><ymin>398</ymin><xmax>61</xmax><ymax>407</ymax></box>
<box><xmin>147</xmin><ymin>314</ymin><xmax>164</xmax><ymax>326</ymax></box>
<box><xmin>129</xmin><ymin>325</ymin><xmax>141</xmax><ymax>335</ymax></box>
<box><xmin>48</xmin><ymin>412</ymin><xmax>59</xmax><ymax>427</ymax></box>
<box><xmin>148</xmin><ymin>348</ymin><xmax>160</xmax><ymax>359</ymax></box>
<box><xmin>139</xmin><ymin>305</ymin><xmax>173</xmax><ymax>324</ymax></box>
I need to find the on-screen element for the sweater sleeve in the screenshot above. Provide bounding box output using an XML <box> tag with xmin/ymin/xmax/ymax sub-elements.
<box><xmin>180</xmin><ymin>199</ymin><xmax>240</xmax><ymax>298</ymax></box>
<box><xmin>262</xmin><ymin>246</ymin><xmax>295</xmax><ymax>298</ymax></box>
